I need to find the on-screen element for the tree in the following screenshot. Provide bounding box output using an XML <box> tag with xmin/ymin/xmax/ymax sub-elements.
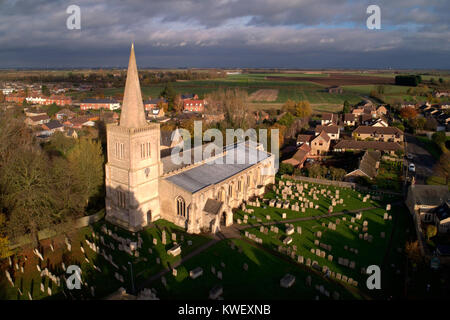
<box><xmin>433</xmin><ymin>152</ymin><xmax>450</xmax><ymax>185</ymax></box>
<box><xmin>45</xmin><ymin>131</ymin><xmax>76</xmax><ymax>157</ymax></box>
<box><xmin>399</xmin><ymin>106</ymin><xmax>417</xmax><ymax>119</ymax></box>
<box><xmin>405</xmin><ymin>241</ymin><xmax>422</xmax><ymax>264</ymax></box>
<box><xmin>279</xmin><ymin>163</ymin><xmax>294</xmax><ymax>175</ymax></box>
<box><xmin>424</xmin><ymin>117</ymin><xmax>438</xmax><ymax>131</ymax></box>
<box><xmin>0</xmin><ymin>212</ymin><xmax>11</xmax><ymax>258</ymax></box>
<box><xmin>41</xmin><ymin>85</ymin><xmax>50</xmax><ymax>96</ymax></box>
<box><xmin>330</xmin><ymin>167</ymin><xmax>346</xmax><ymax>181</ymax></box>
<box><xmin>432</xmin><ymin>131</ymin><xmax>446</xmax><ymax>146</ymax></box>
<box><xmin>282</xmin><ymin>99</ymin><xmax>297</xmax><ymax>115</ymax></box>
<box><xmin>2</xmin><ymin>149</ymin><xmax>55</xmax><ymax>243</ymax></box>
<box><xmin>342</xmin><ymin>100</ymin><xmax>350</xmax><ymax>114</ymax></box>
<box><xmin>205</xmin><ymin>88</ymin><xmax>251</xmax><ymax>129</ymax></box>
<box><xmin>160</xmin><ymin>83</ymin><xmax>177</xmax><ymax>111</ymax></box>
<box><xmin>47</xmin><ymin>103</ymin><xmax>60</xmax><ymax>117</ymax></box>
<box><xmin>295</xmin><ymin>100</ymin><xmax>312</xmax><ymax>118</ymax></box>
<box><xmin>376</xmin><ymin>85</ymin><xmax>385</xmax><ymax>95</ymax></box>
<box><xmin>67</xmin><ymin>138</ymin><xmax>104</xmax><ymax>206</ymax></box>
<box><xmin>426</xmin><ymin>225</ymin><xmax>437</xmax><ymax>240</ymax></box>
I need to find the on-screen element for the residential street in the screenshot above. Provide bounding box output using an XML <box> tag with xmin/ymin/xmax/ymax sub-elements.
<box><xmin>405</xmin><ymin>133</ymin><xmax>436</xmax><ymax>184</ymax></box>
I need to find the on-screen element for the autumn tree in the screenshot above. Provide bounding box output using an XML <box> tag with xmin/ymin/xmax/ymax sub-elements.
<box><xmin>400</xmin><ymin>106</ymin><xmax>417</xmax><ymax>119</ymax></box>
<box><xmin>405</xmin><ymin>241</ymin><xmax>422</xmax><ymax>264</ymax></box>
<box><xmin>295</xmin><ymin>100</ymin><xmax>312</xmax><ymax>118</ymax></box>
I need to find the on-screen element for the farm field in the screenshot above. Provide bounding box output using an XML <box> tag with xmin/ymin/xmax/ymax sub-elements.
<box><xmin>92</xmin><ymin>70</ymin><xmax>450</xmax><ymax>112</ymax></box>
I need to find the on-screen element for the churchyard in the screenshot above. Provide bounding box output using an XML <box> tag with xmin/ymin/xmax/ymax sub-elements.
<box><xmin>1</xmin><ymin>178</ymin><xmax>407</xmax><ymax>300</ymax></box>
<box><xmin>149</xmin><ymin>238</ymin><xmax>361</xmax><ymax>300</ymax></box>
<box><xmin>240</xmin><ymin>202</ymin><xmax>409</xmax><ymax>297</ymax></box>
<box><xmin>234</xmin><ymin>178</ymin><xmax>399</xmax><ymax>225</ymax></box>
<box><xmin>0</xmin><ymin>220</ymin><xmax>212</xmax><ymax>300</ymax></box>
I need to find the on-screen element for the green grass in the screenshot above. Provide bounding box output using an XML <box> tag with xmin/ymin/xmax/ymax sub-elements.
<box><xmin>235</xmin><ymin>179</ymin><xmax>389</xmax><ymax>226</ymax></box>
<box><xmin>242</xmin><ymin>204</ymin><xmax>407</xmax><ymax>298</ymax></box>
<box><xmin>150</xmin><ymin>238</ymin><xmax>361</xmax><ymax>300</ymax></box>
<box><xmin>0</xmin><ymin>219</ymin><xmax>212</xmax><ymax>300</ymax></box>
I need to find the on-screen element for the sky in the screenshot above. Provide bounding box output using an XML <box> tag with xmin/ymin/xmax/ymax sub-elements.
<box><xmin>0</xmin><ymin>0</ymin><xmax>449</xmax><ymax>69</ymax></box>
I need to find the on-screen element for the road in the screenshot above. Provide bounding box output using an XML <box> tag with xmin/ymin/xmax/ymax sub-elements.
<box><xmin>405</xmin><ymin>133</ymin><xmax>436</xmax><ymax>184</ymax></box>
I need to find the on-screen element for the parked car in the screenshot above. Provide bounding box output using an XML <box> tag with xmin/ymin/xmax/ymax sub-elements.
<box><xmin>408</xmin><ymin>163</ymin><xmax>416</xmax><ymax>173</ymax></box>
<box><xmin>406</xmin><ymin>153</ymin><xmax>414</xmax><ymax>160</ymax></box>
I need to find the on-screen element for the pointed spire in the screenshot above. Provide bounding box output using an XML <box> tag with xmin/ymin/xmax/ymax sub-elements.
<box><xmin>119</xmin><ymin>43</ymin><xmax>147</xmax><ymax>128</ymax></box>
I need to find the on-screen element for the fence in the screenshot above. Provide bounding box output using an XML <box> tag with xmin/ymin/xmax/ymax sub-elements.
<box><xmin>282</xmin><ymin>175</ymin><xmax>356</xmax><ymax>188</ymax></box>
<box><xmin>282</xmin><ymin>174</ymin><xmax>402</xmax><ymax>196</ymax></box>
<box><xmin>8</xmin><ymin>209</ymin><xmax>105</xmax><ymax>250</ymax></box>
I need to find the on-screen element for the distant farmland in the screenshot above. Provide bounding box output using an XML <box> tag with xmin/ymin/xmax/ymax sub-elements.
<box><xmin>265</xmin><ymin>73</ymin><xmax>395</xmax><ymax>86</ymax></box>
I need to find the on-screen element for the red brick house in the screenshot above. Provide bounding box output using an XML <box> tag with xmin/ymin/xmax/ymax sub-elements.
<box><xmin>183</xmin><ymin>99</ymin><xmax>205</xmax><ymax>112</ymax></box>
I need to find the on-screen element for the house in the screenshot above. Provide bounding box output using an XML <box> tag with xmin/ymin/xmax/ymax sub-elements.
<box><xmin>296</xmin><ymin>134</ymin><xmax>314</xmax><ymax>147</ymax></box>
<box><xmin>345</xmin><ymin>151</ymin><xmax>381</xmax><ymax>181</ymax></box>
<box><xmin>5</xmin><ymin>94</ymin><xmax>26</xmax><ymax>104</ymax></box>
<box><xmin>64</xmin><ymin>116</ymin><xmax>96</xmax><ymax>129</ymax></box>
<box><xmin>26</xmin><ymin>95</ymin><xmax>72</xmax><ymax>106</ymax></box>
<box><xmin>143</xmin><ymin>98</ymin><xmax>167</xmax><ymax>111</ymax></box>
<box><xmin>433</xmin><ymin>91</ymin><xmax>450</xmax><ymax>98</ymax></box>
<box><xmin>352</xmin><ymin>108</ymin><xmax>365</xmax><ymax>116</ymax></box>
<box><xmin>406</xmin><ymin>185</ymin><xmax>450</xmax><ymax>233</ymax></box>
<box><xmin>183</xmin><ymin>99</ymin><xmax>205</xmax><ymax>113</ymax></box>
<box><xmin>376</xmin><ymin>105</ymin><xmax>388</xmax><ymax>116</ymax></box>
<box><xmin>181</xmin><ymin>93</ymin><xmax>199</xmax><ymax>100</ymax></box>
<box><xmin>343</xmin><ymin>113</ymin><xmax>357</xmax><ymax>127</ymax></box>
<box><xmin>80</xmin><ymin>98</ymin><xmax>121</xmax><ymax>111</ymax></box>
<box><xmin>431</xmin><ymin>202</ymin><xmax>450</xmax><ymax>233</ymax></box>
<box><xmin>353</xmin><ymin>126</ymin><xmax>403</xmax><ymax>143</ymax></box>
<box><xmin>147</xmin><ymin>108</ymin><xmax>165</xmax><ymax>119</ymax></box>
<box><xmin>24</xmin><ymin>109</ymin><xmax>47</xmax><ymax>117</ymax></box>
<box><xmin>282</xmin><ymin>143</ymin><xmax>311</xmax><ymax>168</ymax></box>
<box><xmin>400</xmin><ymin>101</ymin><xmax>417</xmax><ymax>109</ymax></box>
<box><xmin>65</xmin><ymin>128</ymin><xmax>78</xmax><ymax>139</ymax></box>
<box><xmin>24</xmin><ymin>114</ymin><xmax>51</xmax><ymax>126</ymax></box>
<box><xmin>55</xmin><ymin>108</ymin><xmax>76</xmax><ymax>120</ymax></box>
<box><xmin>320</xmin><ymin>113</ymin><xmax>338</xmax><ymax>126</ymax></box>
<box><xmin>327</xmin><ymin>86</ymin><xmax>343</xmax><ymax>94</ymax></box>
<box><xmin>333</xmin><ymin>140</ymin><xmax>402</xmax><ymax>154</ymax></box>
<box><xmin>314</xmin><ymin>125</ymin><xmax>340</xmax><ymax>140</ymax></box>
<box><xmin>41</xmin><ymin>120</ymin><xmax>64</xmax><ymax>133</ymax></box>
<box><xmin>310</xmin><ymin>131</ymin><xmax>331</xmax><ymax>155</ymax></box>
<box><xmin>371</xmin><ymin>117</ymin><xmax>388</xmax><ymax>127</ymax></box>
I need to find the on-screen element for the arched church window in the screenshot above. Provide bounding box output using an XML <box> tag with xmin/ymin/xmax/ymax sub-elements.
<box><xmin>176</xmin><ymin>196</ymin><xmax>186</xmax><ymax>217</ymax></box>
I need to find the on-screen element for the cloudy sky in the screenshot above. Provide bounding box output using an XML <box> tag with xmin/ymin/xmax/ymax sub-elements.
<box><xmin>0</xmin><ymin>0</ymin><xmax>449</xmax><ymax>69</ymax></box>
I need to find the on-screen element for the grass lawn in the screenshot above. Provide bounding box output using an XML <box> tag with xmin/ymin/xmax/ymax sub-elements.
<box><xmin>242</xmin><ymin>204</ymin><xmax>407</xmax><ymax>298</ymax></box>
<box><xmin>150</xmin><ymin>238</ymin><xmax>362</xmax><ymax>300</ymax></box>
<box><xmin>234</xmin><ymin>179</ymin><xmax>390</xmax><ymax>225</ymax></box>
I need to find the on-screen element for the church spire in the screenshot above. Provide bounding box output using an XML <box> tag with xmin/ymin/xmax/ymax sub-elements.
<box><xmin>119</xmin><ymin>43</ymin><xmax>148</xmax><ymax>128</ymax></box>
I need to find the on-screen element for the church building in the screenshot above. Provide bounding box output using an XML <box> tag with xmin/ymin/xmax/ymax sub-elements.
<box><xmin>105</xmin><ymin>44</ymin><xmax>276</xmax><ymax>234</ymax></box>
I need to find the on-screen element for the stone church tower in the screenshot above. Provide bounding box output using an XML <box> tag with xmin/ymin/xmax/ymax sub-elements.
<box><xmin>105</xmin><ymin>44</ymin><xmax>161</xmax><ymax>231</ymax></box>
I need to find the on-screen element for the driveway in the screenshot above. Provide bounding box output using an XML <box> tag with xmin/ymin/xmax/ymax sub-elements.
<box><xmin>405</xmin><ymin>133</ymin><xmax>436</xmax><ymax>184</ymax></box>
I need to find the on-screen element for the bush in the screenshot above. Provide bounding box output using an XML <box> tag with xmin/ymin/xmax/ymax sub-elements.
<box><xmin>279</xmin><ymin>163</ymin><xmax>294</xmax><ymax>175</ymax></box>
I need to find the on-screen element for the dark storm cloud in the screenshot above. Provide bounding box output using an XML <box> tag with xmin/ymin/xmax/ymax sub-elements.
<box><xmin>0</xmin><ymin>0</ymin><xmax>448</xmax><ymax>68</ymax></box>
